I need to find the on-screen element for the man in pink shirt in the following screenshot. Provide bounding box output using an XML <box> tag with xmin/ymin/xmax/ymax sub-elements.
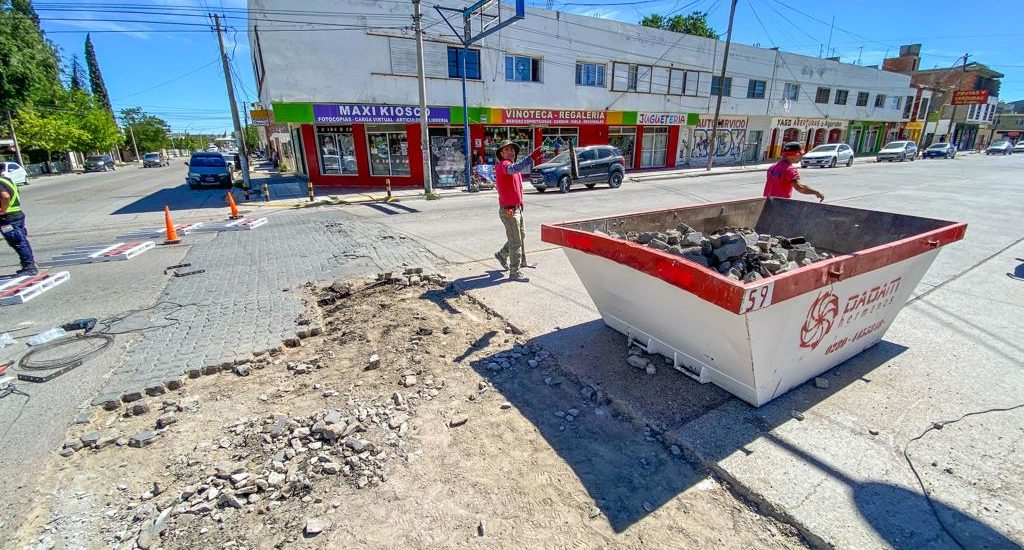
<box><xmin>764</xmin><ymin>141</ymin><xmax>825</xmax><ymax>201</ymax></box>
<box><xmin>493</xmin><ymin>140</ymin><xmax>542</xmax><ymax>282</ymax></box>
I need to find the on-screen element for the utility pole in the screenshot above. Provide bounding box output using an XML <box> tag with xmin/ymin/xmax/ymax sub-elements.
<box><xmin>826</xmin><ymin>16</ymin><xmax>834</xmax><ymax>58</ymax></box>
<box><xmin>856</xmin><ymin>46</ymin><xmax>863</xmax><ymax>66</ymax></box>
<box><xmin>947</xmin><ymin>53</ymin><xmax>969</xmax><ymax>149</ymax></box>
<box><xmin>706</xmin><ymin>0</ymin><xmax>738</xmax><ymax>171</ymax></box>
<box><xmin>127</xmin><ymin>122</ymin><xmax>140</xmax><ymax>161</ymax></box>
<box><xmin>412</xmin><ymin>0</ymin><xmax>434</xmax><ymax>195</ymax></box>
<box><xmin>5</xmin><ymin>110</ymin><xmax>24</xmax><ymax>167</ymax></box>
<box><xmin>214</xmin><ymin>13</ymin><xmax>252</xmax><ymax>199</ymax></box>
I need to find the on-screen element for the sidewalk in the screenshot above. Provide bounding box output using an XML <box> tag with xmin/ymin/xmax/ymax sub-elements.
<box><xmin>241</xmin><ymin>161</ymin><xmax>468</xmax><ymax>207</ymax></box>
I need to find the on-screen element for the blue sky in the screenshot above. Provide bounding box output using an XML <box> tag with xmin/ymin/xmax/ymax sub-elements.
<box><xmin>38</xmin><ymin>0</ymin><xmax>1022</xmax><ymax>134</ymax></box>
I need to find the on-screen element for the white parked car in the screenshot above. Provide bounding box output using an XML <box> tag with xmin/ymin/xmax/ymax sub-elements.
<box><xmin>801</xmin><ymin>143</ymin><xmax>855</xmax><ymax>168</ymax></box>
<box><xmin>1</xmin><ymin>161</ymin><xmax>29</xmax><ymax>185</ymax></box>
<box><xmin>1014</xmin><ymin>141</ymin><xmax>1024</xmax><ymax>154</ymax></box>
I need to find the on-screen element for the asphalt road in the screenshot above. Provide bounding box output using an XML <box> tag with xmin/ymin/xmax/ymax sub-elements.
<box><xmin>1</xmin><ymin>153</ymin><xmax>1021</xmax><ymax>545</ymax></box>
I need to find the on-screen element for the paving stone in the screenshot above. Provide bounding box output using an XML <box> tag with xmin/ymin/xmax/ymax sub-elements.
<box><xmin>94</xmin><ymin>210</ymin><xmax>442</xmax><ymax>409</ymax></box>
<box><xmin>129</xmin><ymin>430</ymin><xmax>157</xmax><ymax>448</ymax></box>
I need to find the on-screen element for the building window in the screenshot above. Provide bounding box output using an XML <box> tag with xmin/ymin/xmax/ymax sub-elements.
<box><xmin>856</xmin><ymin>92</ymin><xmax>869</xmax><ymax>106</ymax></box>
<box><xmin>575</xmin><ymin>62</ymin><xmax>605</xmax><ymax>87</ymax></box>
<box><xmin>968</xmin><ymin>104</ymin><xmax>977</xmax><ymax>119</ymax></box>
<box><xmin>641</xmin><ymin>126</ymin><xmax>669</xmax><ymax>168</ymax></box>
<box><xmin>711</xmin><ymin>76</ymin><xmax>732</xmax><ymax>97</ymax></box>
<box><xmin>988</xmin><ymin>105</ymin><xmax>994</xmax><ymax>122</ymax></box>
<box><xmin>608</xmin><ymin>126</ymin><xmax>636</xmax><ymax>166</ymax></box>
<box><xmin>834</xmin><ymin>89</ymin><xmax>849</xmax><ymax>105</ymax></box>
<box><xmin>917</xmin><ymin>97</ymin><xmax>930</xmax><ymax>119</ymax></box>
<box><xmin>890</xmin><ymin>96</ymin><xmax>902</xmax><ymax>110</ymax></box>
<box><xmin>815</xmin><ymin>87</ymin><xmax>831</xmax><ymax>104</ymax></box>
<box><xmin>903</xmin><ymin>97</ymin><xmax>914</xmax><ymax>119</ymax></box>
<box><xmin>505</xmin><ymin>55</ymin><xmax>541</xmax><ymax>82</ymax></box>
<box><xmin>366</xmin><ymin>125</ymin><xmax>410</xmax><ymax>177</ymax></box>
<box><xmin>484</xmin><ymin>127</ymin><xmax>532</xmax><ymax>165</ymax></box>
<box><xmin>316</xmin><ymin>126</ymin><xmax>356</xmax><ymax>176</ymax></box>
<box><xmin>540</xmin><ymin>127</ymin><xmax>578</xmax><ymax>161</ymax></box>
<box><xmin>447</xmin><ymin>47</ymin><xmax>480</xmax><ymax>80</ymax></box>
<box><xmin>747</xmin><ymin>79</ymin><xmax>766</xmax><ymax>99</ymax></box>
<box><xmin>874</xmin><ymin>94</ymin><xmax>886</xmax><ymax>108</ymax></box>
<box><xmin>784</xmin><ymin>83</ymin><xmax>799</xmax><ymax>101</ymax></box>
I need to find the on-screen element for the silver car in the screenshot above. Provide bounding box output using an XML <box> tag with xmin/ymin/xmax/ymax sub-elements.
<box><xmin>801</xmin><ymin>143</ymin><xmax>855</xmax><ymax>168</ymax></box>
<box><xmin>876</xmin><ymin>141</ymin><xmax>918</xmax><ymax>162</ymax></box>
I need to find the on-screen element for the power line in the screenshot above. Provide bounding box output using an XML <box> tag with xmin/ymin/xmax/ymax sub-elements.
<box><xmin>111</xmin><ymin>58</ymin><xmax>221</xmax><ymax>102</ymax></box>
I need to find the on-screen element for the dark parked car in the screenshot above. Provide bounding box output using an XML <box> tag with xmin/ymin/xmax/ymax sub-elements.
<box><xmin>143</xmin><ymin>152</ymin><xmax>168</xmax><ymax>167</ymax></box>
<box><xmin>185</xmin><ymin>152</ymin><xmax>233</xmax><ymax>189</ymax></box>
<box><xmin>529</xmin><ymin>145</ymin><xmax>626</xmax><ymax>193</ymax></box>
<box><xmin>84</xmin><ymin>155</ymin><xmax>116</xmax><ymax>172</ymax></box>
<box><xmin>985</xmin><ymin>141</ymin><xmax>1013</xmax><ymax>155</ymax></box>
<box><xmin>922</xmin><ymin>143</ymin><xmax>956</xmax><ymax>159</ymax></box>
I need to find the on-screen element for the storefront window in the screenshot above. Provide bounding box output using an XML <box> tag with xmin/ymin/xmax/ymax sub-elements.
<box><xmin>640</xmin><ymin>126</ymin><xmax>668</xmax><ymax>168</ymax></box>
<box><xmin>608</xmin><ymin>126</ymin><xmax>636</xmax><ymax>167</ymax></box>
<box><xmin>540</xmin><ymin>128</ymin><xmax>578</xmax><ymax>161</ymax></box>
<box><xmin>484</xmin><ymin>127</ymin><xmax>532</xmax><ymax>164</ymax></box>
<box><xmin>316</xmin><ymin>126</ymin><xmax>356</xmax><ymax>176</ymax></box>
<box><xmin>429</xmin><ymin>127</ymin><xmax>466</xmax><ymax>188</ymax></box>
<box><xmin>366</xmin><ymin>125</ymin><xmax>409</xmax><ymax>177</ymax></box>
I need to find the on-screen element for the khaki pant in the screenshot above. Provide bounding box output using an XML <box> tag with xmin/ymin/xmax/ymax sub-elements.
<box><xmin>497</xmin><ymin>207</ymin><xmax>525</xmax><ymax>275</ymax></box>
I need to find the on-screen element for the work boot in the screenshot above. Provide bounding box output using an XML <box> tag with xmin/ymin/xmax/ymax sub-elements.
<box><xmin>507</xmin><ymin>272</ymin><xmax>530</xmax><ymax>283</ymax></box>
<box><xmin>494</xmin><ymin>252</ymin><xmax>509</xmax><ymax>271</ymax></box>
<box><xmin>16</xmin><ymin>263</ymin><xmax>39</xmax><ymax>277</ymax></box>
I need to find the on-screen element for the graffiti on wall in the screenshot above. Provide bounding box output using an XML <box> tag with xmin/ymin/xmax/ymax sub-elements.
<box><xmin>689</xmin><ymin>128</ymin><xmax>747</xmax><ymax>164</ymax></box>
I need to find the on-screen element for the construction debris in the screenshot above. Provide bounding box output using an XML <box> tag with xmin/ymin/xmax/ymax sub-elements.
<box><xmin>607</xmin><ymin>224</ymin><xmax>835</xmax><ymax>281</ymax></box>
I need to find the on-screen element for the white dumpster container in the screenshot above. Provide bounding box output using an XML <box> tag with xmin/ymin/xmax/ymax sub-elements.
<box><xmin>541</xmin><ymin>198</ymin><xmax>966</xmax><ymax>407</ymax></box>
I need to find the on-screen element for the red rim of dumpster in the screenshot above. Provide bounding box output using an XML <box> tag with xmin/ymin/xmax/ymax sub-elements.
<box><xmin>540</xmin><ymin>197</ymin><xmax>966</xmax><ymax>314</ymax></box>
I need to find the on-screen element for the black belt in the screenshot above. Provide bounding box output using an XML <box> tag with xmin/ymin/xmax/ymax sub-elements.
<box><xmin>500</xmin><ymin>205</ymin><xmax>523</xmax><ymax>210</ymax></box>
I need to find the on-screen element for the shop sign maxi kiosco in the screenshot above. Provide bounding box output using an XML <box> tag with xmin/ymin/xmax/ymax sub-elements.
<box><xmin>313</xmin><ymin>104</ymin><xmax>452</xmax><ymax>124</ymax></box>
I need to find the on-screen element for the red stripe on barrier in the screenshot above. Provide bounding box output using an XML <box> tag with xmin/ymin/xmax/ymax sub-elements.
<box><xmin>0</xmin><ymin>273</ymin><xmax>49</xmax><ymax>299</ymax></box>
<box><xmin>103</xmin><ymin>242</ymin><xmax>139</xmax><ymax>257</ymax></box>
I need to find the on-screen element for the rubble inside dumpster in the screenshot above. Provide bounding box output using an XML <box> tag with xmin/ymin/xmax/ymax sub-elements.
<box><xmin>598</xmin><ymin>223</ymin><xmax>834</xmax><ymax>282</ymax></box>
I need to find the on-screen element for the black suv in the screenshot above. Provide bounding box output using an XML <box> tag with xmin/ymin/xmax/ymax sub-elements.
<box><xmin>530</xmin><ymin>145</ymin><xmax>626</xmax><ymax>193</ymax></box>
<box><xmin>84</xmin><ymin>155</ymin><xmax>116</xmax><ymax>172</ymax></box>
<box><xmin>186</xmin><ymin>152</ymin><xmax>233</xmax><ymax>189</ymax></box>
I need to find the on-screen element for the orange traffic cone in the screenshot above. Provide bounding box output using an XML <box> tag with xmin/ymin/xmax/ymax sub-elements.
<box><xmin>163</xmin><ymin>205</ymin><xmax>181</xmax><ymax>244</ymax></box>
<box><xmin>226</xmin><ymin>192</ymin><xmax>242</xmax><ymax>220</ymax></box>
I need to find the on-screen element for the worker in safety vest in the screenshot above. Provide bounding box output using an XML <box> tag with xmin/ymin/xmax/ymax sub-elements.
<box><xmin>0</xmin><ymin>175</ymin><xmax>37</xmax><ymax>276</ymax></box>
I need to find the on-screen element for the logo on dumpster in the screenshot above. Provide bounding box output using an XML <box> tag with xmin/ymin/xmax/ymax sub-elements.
<box><xmin>800</xmin><ymin>291</ymin><xmax>840</xmax><ymax>350</ymax></box>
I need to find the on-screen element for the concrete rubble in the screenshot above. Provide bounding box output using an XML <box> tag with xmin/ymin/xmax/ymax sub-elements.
<box><xmin>601</xmin><ymin>223</ymin><xmax>834</xmax><ymax>281</ymax></box>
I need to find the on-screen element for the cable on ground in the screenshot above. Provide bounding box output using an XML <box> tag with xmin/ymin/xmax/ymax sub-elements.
<box><xmin>903</xmin><ymin>403</ymin><xmax>1024</xmax><ymax>550</ymax></box>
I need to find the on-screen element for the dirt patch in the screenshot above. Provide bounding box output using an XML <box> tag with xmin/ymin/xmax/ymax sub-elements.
<box><xmin>14</xmin><ymin>276</ymin><xmax>807</xmax><ymax>550</ymax></box>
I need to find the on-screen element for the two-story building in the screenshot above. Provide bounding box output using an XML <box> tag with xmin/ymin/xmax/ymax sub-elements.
<box><xmin>250</xmin><ymin>0</ymin><xmax>912</xmax><ymax>188</ymax></box>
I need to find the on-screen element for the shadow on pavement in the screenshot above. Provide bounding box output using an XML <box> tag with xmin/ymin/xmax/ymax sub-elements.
<box><xmin>765</xmin><ymin>433</ymin><xmax>1019</xmax><ymax>550</ymax></box>
<box><xmin>111</xmin><ymin>183</ymin><xmax>229</xmax><ymax>214</ymax></box>
<box><xmin>360</xmin><ymin>202</ymin><xmax>421</xmax><ymax>215</ymax></box>
<box><xmin>450</xmin><ymin>270</ymin><xmax>507</xmax><ymax>290</ymax></box>
<box><xmin>465</xmin><ymin>314</ymin><xmax>1015</xmax><ymax>542</ymax></box>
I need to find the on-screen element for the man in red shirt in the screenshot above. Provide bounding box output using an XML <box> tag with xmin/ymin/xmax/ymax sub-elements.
<box><xmin>493</xmin><ymin>140</ymin><xmax>542</xmax><ymax>282</ymax></box>
<box><xmin>764</xmin><ymin>141</ymin><xmax>825</xmax><ymax>201</ymax></box>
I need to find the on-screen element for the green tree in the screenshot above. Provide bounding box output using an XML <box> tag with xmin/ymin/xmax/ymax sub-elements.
<box><xmin>640</xmin><ymin>11</ymin><xmax>719</xmax><ymax>39</ymax></box>
<box><xmin>242</xmin><ymin>125</ymin><xmax>260</xmax><ymax>150</ymax></box>
<box><xmin>85</xmin><ymin>33</ymin><xmax>113</xmax><ymax>113</ymax></box>
<box><xmin>0</xmin><ymin>0</ymin><xmax>61</xmax><ymax>113</ymax></box>
<box><xmin>68</xmin><ymin>55</ymin><xmax>87</xmax><ymax>91</ymax></box>
<box><xmin>13</xmin><ymin>105</ymin><xmax>86</xmax><ymax>162</ymax></box>
<box><xmin>66</xmin><ymin>90</ymin><xmax>121</xmax><ymax>152</ymax></box>
<box><xmin>120</xmin><ymin>107</ymin><xmax>171</xmax><ymax>153</ymax></box>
